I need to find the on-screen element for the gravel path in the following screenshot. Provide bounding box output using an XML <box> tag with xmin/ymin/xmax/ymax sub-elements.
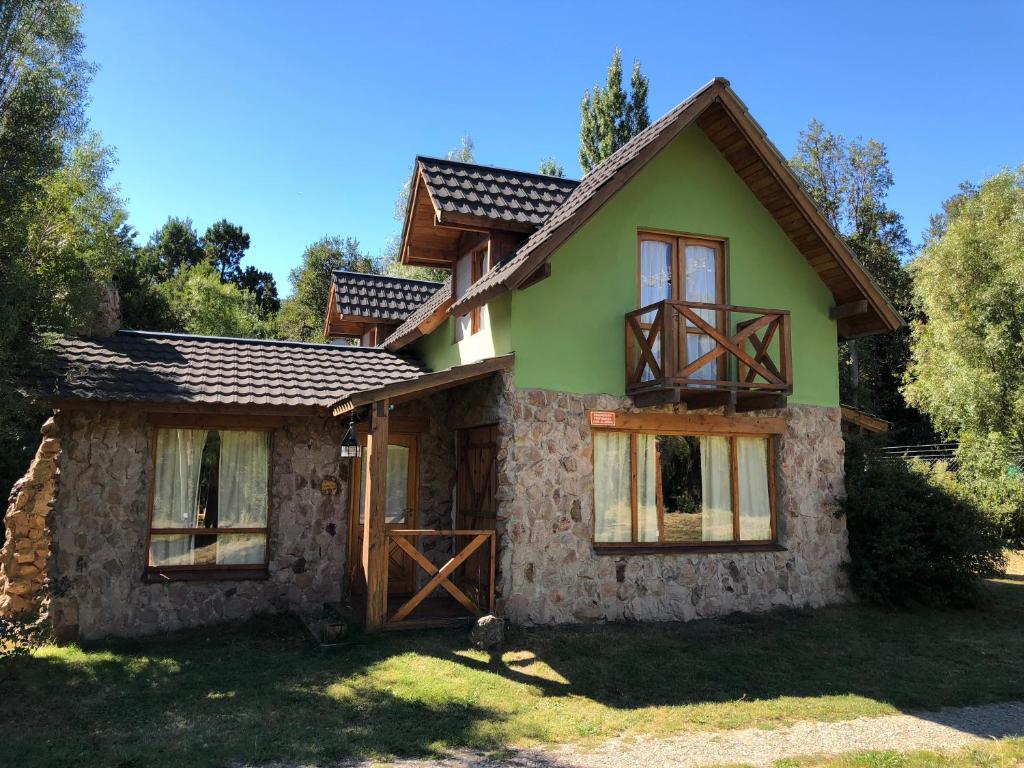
<box><xmin>335</xmin><ymin>700</ymin><xmax>1024</xmax><ymax>768</ymax></box>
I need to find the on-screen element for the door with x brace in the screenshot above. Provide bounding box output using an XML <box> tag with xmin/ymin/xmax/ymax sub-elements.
<box><xmin>455</xmin><ymin>424</ymin><xmax>497</xmax><ymax>604</ymax></box>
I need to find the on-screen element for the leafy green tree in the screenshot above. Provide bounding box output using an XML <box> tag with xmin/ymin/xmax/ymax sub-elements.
<box><xmin>905</xmin><ymin>169</ymin><xmax>1024</xmax><ymax>450</ymax></box>
<box><xmin>789</xmin><ymin>120</ymin><xmax>922</xmax><ymax>436</ymax></box>
<box><xmin>277</xmin><ymin>236</ymin><xmax>375</xmax><ymax>341</ymax></box>
<box><xmin>143</xmin><ymin>217</ymin><xmax>204</xmax><ymax>280</ymax></box>
<box><xmin>203</xmin><ymin>218</ymin><xmax>250</xmax><ymax>282</ymax></box>
<box><xmin>579</xmin><ymin>49</ymin><xmax>650</xmax><ymax>174</ymax></box>
<box><xmin>160</xmin><ymin>261</ymin><xmax>266</xmax><ymax>338</ymax></box>
<box><xmin>539</xmin><ymin>158</ymin><xmax>565</xmax><ymax>177</ymax></box>
<box><xmin>235</xmin><ymin>265</ymin><xmax>279</xmax><ymax>318</ymax></box>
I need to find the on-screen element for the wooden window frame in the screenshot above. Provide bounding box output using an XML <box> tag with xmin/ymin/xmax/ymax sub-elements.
<box><xmin>636</xmin><ymin>230</ymin><xmax>729</xmax><ymax>381</ymax></box>
<box><xmin>144</xmin><ymin>419</ymin><xmax>274</xmax><ymax>582</ymax></box>
<box><xmin>454</xmin><ymin>245</ymin><xmax>489</xmax><ymax>342</ymax></box>
<box><xmin>590</xmin><ymin>415</ymin><xmax>780</xmax><ymax>555</ymax></box>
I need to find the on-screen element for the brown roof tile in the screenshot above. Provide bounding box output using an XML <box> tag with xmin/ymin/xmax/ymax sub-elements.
<box><xmin>381</xmin><ymin>277</ymin><xmax>452</xmax><ymax>349</ymax></box>
<box><xmin>332</xmin><ymin>270</ymin><xmax>441</xmax><ymax>322</ymax></box>
<box><xmin>26</xmin><ymin>331</ymin><xmax>429</xmax><ymax>410</ymax></box>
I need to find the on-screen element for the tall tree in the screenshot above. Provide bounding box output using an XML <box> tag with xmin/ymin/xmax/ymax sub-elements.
<box><xmin>789</xmin><ymin>120</ymin><xmax>922</xmax><ymax>436</ymax></box>
<box><xmin>235</xmin><ymin>265</ymin><xmax>280</xmax><ymax>318</ymax></box>
<box><xmin>143</xmin><ymin>217</ymin><xmax>204</xmax><ymax>280</ymax></box>
<box><xmin>539</xmin><ymin>158</ymin><xmax>565</xmax><ymax>177</ymax></box>
<box><xmin>578</xmin><ymin>49</ymin><xmax>650</xmax><ymax>174</ymax></box>
<box><xmin>904</xmin><ymin>168</ymin><xmax>1024</xmax><ymax>451</ymax></box>
<box><xmin>203</xmin><ymin>218</ymin><xmax>250</xmax><ymax>282</ymax></box>
<box><xmin>277</xmin><ymin>236</ymin><xmax>375</xmax><ymax>341</ymax></box>
<box><xmin>0</xmin><ymin>0</ymin><xmax>95</xmax><ymax>497</ymax></box>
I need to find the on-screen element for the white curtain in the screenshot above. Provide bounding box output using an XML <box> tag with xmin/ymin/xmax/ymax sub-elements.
<box><xmin>454</xmin><ymin>253</ymin><xmax>473</xmax><ymax>341</ymax></box>
<box><xmin>150</xmin><ymin>428</ymin><xmax>208</xmax><ymax>566</ymax></box>
<box><xmin>635</xmin><ymin>434</ymin><xmax>660</xmax><ymax>542</ymax></box>
<box><xmin>685</xmin><ymin>244</ymin><xmax>718</xmax><ymax>382</ymax></box>
<box><xmin>217</xmin><ymin>431</ymin><xmax>269</xmax><ymax>564</ymax></box>
<box><xmin>738</xmin><ymin>437</ymin><xmax>772</xmax><ymax>540</ymax></box>
<box><xmin>385</xmin><ymin>444</ymin><xmax>409</xmax><ymax>524</ymax></box>
<box><xmin>593</xmin><ymin>432</ymin><xmax>631</xmax><ymax>542</ymax></box>
<box><xmin>639</xmin><ymin>240</ymin><xmax>672</xmax><ymax>381</ymax></box>
<box><xmin>699</xmin><ymin>435</ymin><xmax>733</xmax><ymax>541</ymax></box>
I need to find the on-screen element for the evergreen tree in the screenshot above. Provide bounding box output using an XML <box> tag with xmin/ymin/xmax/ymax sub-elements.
<box><xmin>539</xmin><ymin>158</ymin><xmax>565</xmax><ymax>177</ymax></box>
<box><xmin>143</xmin><ymin>217</ymin><xmax>204</xmax><ymax>280</ymax></box>
<box><xmin>203</xmin><ymin>218</ymin><xmax>250</xmax><ymax>282</ymax></box>
<box><xmin>579</xmin><ymin>49</ymin><xmax>650</xmax><ymax>174</ymax></box>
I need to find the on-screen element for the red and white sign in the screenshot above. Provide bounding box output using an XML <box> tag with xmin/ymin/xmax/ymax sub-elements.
<box><xmin>589</xmin><ymin>411</ymin><xmax>617</xmax><ymax>427</ymax></box>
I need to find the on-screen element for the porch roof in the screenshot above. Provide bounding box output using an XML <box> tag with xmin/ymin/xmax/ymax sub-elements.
<box><xmin>330</xmin><ymin>353</ymin><xmax>514</xmax><ymax>415</ymax></box>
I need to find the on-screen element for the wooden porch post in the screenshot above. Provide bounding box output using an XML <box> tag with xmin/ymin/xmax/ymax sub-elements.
<box><xmin>362</xmin><ymin>398</ymin><xmax>390</xmax><ymax>631</ymax></box>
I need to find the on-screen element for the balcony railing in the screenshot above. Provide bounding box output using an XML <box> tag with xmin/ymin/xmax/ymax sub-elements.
<box><xmin>625</xmin><ymin>300</ymin><xmax>792</xmax><ymax>410</ymax></box>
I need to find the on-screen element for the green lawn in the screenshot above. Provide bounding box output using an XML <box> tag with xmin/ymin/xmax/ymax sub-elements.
<box><xmin>2</xmin><ymin>556</ymin><xmax>1023</xmax><ymax>767</ymax></box>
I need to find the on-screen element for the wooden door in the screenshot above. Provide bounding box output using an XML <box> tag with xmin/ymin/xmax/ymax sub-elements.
<box><xmin>349</xmin><ymin>432</ymin><xmax>418</xmax><ymax>596</ymax></box>
<box><xmin>455</xmin><ymin>425</ymin><xmax>497</xmax><ymax>601</ymax></box>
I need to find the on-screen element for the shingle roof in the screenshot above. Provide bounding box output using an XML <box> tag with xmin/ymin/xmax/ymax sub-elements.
<box><xmin>331</xmin><ymin>270</ymin><xmax>441</xmax><ymax>322</ymax></box>
<box><xmin>26</xmin><ymin>330</ymin><xmax>429</xmax><ymax>410</ymax></box>
<box><xmin>418</xmin><ymin>157</ymin><xmax>579</xmax><ymax>229</ymax></box>
<box><xmin>381</xmin><ymin>277</ymin><xmax>452</xmax><ymax>350</ymax></box>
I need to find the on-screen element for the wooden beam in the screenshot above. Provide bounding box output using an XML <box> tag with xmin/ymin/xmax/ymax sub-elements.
<box><xmin>362</xmin><ymin>398</ymin><xmax>390</xmax><ymax>632</ymax></box>
<box><xmin>416</xmin><ymin>297</ymin><xmax>453</xmax><ymax>336</ymax></box>
<box><xmin>829</xmin><ymin>300</ymin><xmax>870</xmax><ymax>320</ymax></box>
<box><xmin>404</xmin><ymin>245</ymin><xmax>455</xmax><ymax>266</ymax></box>
<box><xmin>631</xmin><ymin>388</ymin><xmax>681</xmax><ymax>408</ymax></box>
<box><xmin>437</xmin><ymin>209</ymin><xmax>535</xmax><ymax>233</ymax></box>
<box><xmin>53</xmin><ymin>400</ymin><xmax>327</xmax><ymax>417</ymax></box>
<box><xmin>682</xmin><ymin>390</ymin><xmax>738</xmax><ymax>412</ymax></box>
<box><xmin>518</xmin><ymin>263</ymin><xmax>551</xmax><ymax>289</ymax></box>
<box><xmin>587</xmin><ymin>410</ymin><xmax>786</xmax><ymax>435</ymax></box>
<box><xmin>735</xmin><ymin>394</ymin><xmax>787</xmax><ymax>413</ymax></box>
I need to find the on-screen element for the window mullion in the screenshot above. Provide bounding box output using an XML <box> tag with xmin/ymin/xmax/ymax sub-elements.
<box><xmin>730</xmin><ymin>435</ymin><xmax>740</xmax><ymax>541</ymax></box>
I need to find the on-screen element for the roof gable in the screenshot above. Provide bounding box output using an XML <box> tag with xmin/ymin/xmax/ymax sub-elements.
<box><xmin>330</xmin><ymin>270</ymin><xmax>441</xmax><ymax>322</ymax></box>
<box><xmin>447</xmin><ymin>78</ymin><xmax>902</xmax><ymax>340</ymax></box>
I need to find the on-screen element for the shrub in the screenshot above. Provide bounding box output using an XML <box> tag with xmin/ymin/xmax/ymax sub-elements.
<box><xmin>841</xmin><ymin>436</ymin><xmax>1005</xmax><ymax>607</ymax></box>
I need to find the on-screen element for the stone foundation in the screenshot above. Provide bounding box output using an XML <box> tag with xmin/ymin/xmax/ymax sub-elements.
<box><xmin>496</xmin><ymin>384</ymin><xmax>849</xmax><ymax>624</ymax></box>
<box><xmin>0</xmin><ymin>417</ymin><xmax>60</xmax><ymax>616</ymax></box>
<box><xmin>44</xmin><ymin>409</ymin><xmax>350</xmax><ymax>641</ymax></box>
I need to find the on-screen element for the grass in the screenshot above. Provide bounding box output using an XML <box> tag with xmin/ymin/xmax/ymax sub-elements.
<box><xmin>770</xmin><ymin>738</ymin><xmax>1024</xmax><ymax>768</ymax></box>
<box><xmin>2</xmin><ymin>556</ymin><xmax>1023</xmax><ymax>767</ymax></box>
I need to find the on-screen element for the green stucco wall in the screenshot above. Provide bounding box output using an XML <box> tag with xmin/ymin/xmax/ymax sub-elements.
<box><xmin>414</xmin><ymin>291</ymin><xmax>512</xmax><ymax>371</ymax></box>
<box><xmin>510</xmin><ymin>126</ymin><xmax>840</xmax><ymax>407</ymax></box>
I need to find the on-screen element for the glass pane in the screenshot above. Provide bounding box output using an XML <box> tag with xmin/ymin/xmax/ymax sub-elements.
<box><xmin>684</xmin><ymin>244</ymin><xmax>719</xmax><ymax>382</ymax></box>
<box><xmin>738</xmin><ymin>437</ymin><xmax>772</xmax><ymax>540</ymax></box>
<box><xmin>358</xmin><ymin>443</ymin><xmax>410</xmax><ymax>524</ymax></box>
<box><xmin>217</xmin><ymin>431</ymin><xmax>269</xmax><ymax>528</ymax></box>
<box><xmin>654</xmin><ymin>436</ymin><xmax>703</xmax><ymax>543</ymax></box>
<box><xmin>386</xmin><ymin>444</ymin><xmax>410</xmax><ymax>524</ymax></box>
<box><xmin>639</xmin><ymin>240</ymin><xmax>672</xmax><ymax>381</ymax></box>
<box><xmin>152</xmin><ymin>428</ymin><xmax>210</xmax><ymax>528</ymax></box>
<box><xmin>148</xmin><ymin>533</ymin><xmax>266</xmax><ymax>567</ymax></box>
<box><xmin>593</xmin><ymin>432</ymin><xmax>631</xmax><ymax>542</ymax></box>
<box><xmin>455</xmin><ymin>254</ymin><xmax>474</xmax><ymax>342</ymax></box>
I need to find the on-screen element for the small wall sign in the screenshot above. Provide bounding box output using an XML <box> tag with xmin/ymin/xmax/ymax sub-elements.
<box><xmin>589</xmin><ymin>411</ymin><xmax>616</xmax><ymax>427</ymax></box>
<box><xmin>319</xmin><ymin>477</ymin><xmax>339</xmax><ymax>496</ymax></box>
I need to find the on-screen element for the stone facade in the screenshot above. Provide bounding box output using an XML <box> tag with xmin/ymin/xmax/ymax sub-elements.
<box><xmin>0</xmin><ymin>418</ymin><xmax>60</xmax><ymax>616</ymax></box>
<box><xmin>44</xmin><ymin>409</ymin><xmax>350</xmax><ymax>641</ymax></box>
<box><xmin>495</xmin><ymin>382</ymin><xmax>849</xmax><ymax>624</ymax></box>
<box><xmin>0</xmin><ymin>372</ymin><xmax>849</xmax><ymax>639</ymax></box>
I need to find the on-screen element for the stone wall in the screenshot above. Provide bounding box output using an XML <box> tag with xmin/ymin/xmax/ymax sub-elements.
<box><xmin>0</xmin><ymin>418</ymin><xmax>60</xmax><ymax>617</ymax></box>
<box><xmin>497</xmin><ymin>386</ymin><xmax>849</xmax><ymax>624</ymax></box>
<box><xmin>45</xmin><ymin>409</ymin><xmax>350</xmax><ymax>641</ymax></box>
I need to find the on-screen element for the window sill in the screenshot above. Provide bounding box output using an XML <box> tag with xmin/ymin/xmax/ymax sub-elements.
<box><xmin>593</xmin><ymin>542</ymin><xmax>786</xmax><ymax>556</ymax></box>
<box><xmin>143</xmin><ymin>568</ymin><xmax>269</xmax><ymax>583</ymax></box>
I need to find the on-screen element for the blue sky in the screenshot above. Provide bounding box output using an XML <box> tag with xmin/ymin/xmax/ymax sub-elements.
<box><xmin>81</xmin><ymin>1</ymin><xmax>1024</xmax><ymax>294</ymax></box>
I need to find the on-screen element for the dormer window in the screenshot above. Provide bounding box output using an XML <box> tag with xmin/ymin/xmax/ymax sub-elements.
<box><xmin>454</xmin><ymin>246</ymin><xmax>488</xmax><ymax>341</ymax></box>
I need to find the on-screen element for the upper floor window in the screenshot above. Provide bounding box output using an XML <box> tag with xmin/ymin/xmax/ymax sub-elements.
<box><xmin>593</xmin><ymin>429</ymin><xmax>775</xmax><ymax>548</ymax></box>
<box><xmin>454</xmin><ymin>246</ymin><xmax>488</xmax><ymax>342</ymax></box>
<box><xmin>148</xmin><ymin>427</ymin><xmax>270</xmax><ymax>579</ymax></box>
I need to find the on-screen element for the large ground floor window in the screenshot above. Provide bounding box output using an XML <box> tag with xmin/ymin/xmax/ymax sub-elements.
<box><xmin>147</xmin><ymin>427</ymin><xmax>271</xmax><ymax>578</ymax></box>
<box><xmin>593</xmin><ymin>429</ymin><xmax>776</xmax><ymax>548</ymax></box>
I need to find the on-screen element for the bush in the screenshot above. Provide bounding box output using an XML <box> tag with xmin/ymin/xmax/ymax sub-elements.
<box><xmin>841</xmin><ymin>436</ymin><xmax>1005</xmax><ymax>607</ymax></box>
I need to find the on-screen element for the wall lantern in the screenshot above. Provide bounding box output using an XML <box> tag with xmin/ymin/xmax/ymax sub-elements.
<box><xmin>339</xmin><ymin>417</ymin><xmax>361</xmax><ymax>459</ymax></box>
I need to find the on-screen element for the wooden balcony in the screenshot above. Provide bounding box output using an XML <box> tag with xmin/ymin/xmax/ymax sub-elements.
<box><xmin>625</xmin><ymin>300</ymin><xmax>792</xmax><ymax>411</ymax></box>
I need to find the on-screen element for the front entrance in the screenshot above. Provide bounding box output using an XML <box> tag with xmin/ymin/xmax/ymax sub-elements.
<box><xmin>349</xmin><ymin>432</ymin><xmax>418</xmax><ymax>596</ymax></box>
<box><xmin>455</xmin><ymin>424</ymin><xmax>498</xmax><ymax>605</ymax></box>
